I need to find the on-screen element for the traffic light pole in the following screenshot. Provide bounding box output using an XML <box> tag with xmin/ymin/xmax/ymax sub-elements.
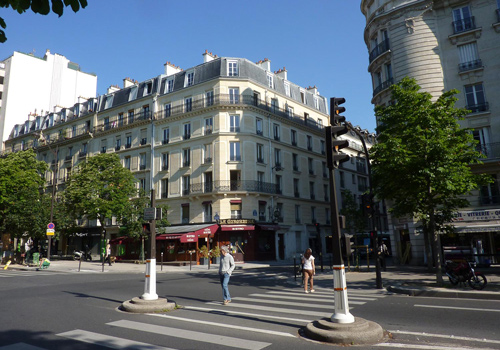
<box><xmin>142</xmin><ymin>189</ymin><xmax>158</xmax><ymax>300</ymax></box>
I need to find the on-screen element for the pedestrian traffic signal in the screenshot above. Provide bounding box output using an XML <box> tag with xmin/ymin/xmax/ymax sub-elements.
<box><xmin>325</xmin><ymin>97</ymin><xmax>350</xmax><ymax>169</ymax></box>
<box><xmin>143</xmin><ymin>223</ymin><xmax>150</xmax><ymax>234</ymax></box>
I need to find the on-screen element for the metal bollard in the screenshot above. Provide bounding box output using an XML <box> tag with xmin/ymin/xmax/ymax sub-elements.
<box><xmin>161</xmin><ymin>252</ymin><xmax>163</xmax><ymax>271</ymax></box>
<box><xmin>294</xmin><ymin>257</ymin><xmax>297</xmax><ymax>281</ymax></box>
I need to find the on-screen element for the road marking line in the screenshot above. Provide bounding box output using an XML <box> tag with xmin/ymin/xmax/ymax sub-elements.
<box><xmin>57</xmin><ymin>329</ymin><xmax>174</xmax><ymax>350</ymax></box>
<box><xmin>374</xmin><ymin>343</ymin><xmax>498</xmax><ymax>350</ymax></box>
<box><xmin>183</xmin><ymin>306</ymin><xmax>313</xmax><ymax>324</ymax></box>
<box><xmin>205</xmin><ymin>301</ymin><xmax>333</xmax><ymax>318</ymax></box>
<box><xmin>389</xmin><ymin>330</ymin><xmax>500</xmax><ymax>345</ymax></box>
<box><xmin>149</xmin><ymin>313</ymin><xmax>295</xmax><ymax>337</ymax></box>
<box><xmin>233</xmin><ymin>296</ymin><xmax>365</xmax><ymax>307</ymax></box>
<box><xmin>107</xmin><ymin>320</ymin><xmax>271</xmax><ymax>350</ymax></box>
<box><xmin>0</xmin><ymin>343</ymin><xmax>46</xmax><ymax>350</ymax></box>
<box><xmin>266</xmin><ymin>290</ymin><xmax>377</xmax><ymax>301</ymax></box>
<box><xmin>415</xmin><ymin>304</ymin><xmax>500</xmax><ymax>313</ymax></box>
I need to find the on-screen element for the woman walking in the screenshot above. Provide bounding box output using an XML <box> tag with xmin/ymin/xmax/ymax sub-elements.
<box><xmin>302</xmin><ymin>248</ymin><xmax>315</xmax><ymax>293</ymax></box>
<box><xmin>219</xmin><ymin>246</ymin><xmax>235</xmax><ymax>305</ymax></box>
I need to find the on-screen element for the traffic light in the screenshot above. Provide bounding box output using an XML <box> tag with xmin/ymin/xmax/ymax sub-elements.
<box><xmin>142</xmin><ymin>223</ymin><xmax>150</xmax><ymax>234</ymax></box>
<box><xmin>315</xmin><ymin>222</ymin><xmax>321</xmax><ymax>233</ymax></box>
<box><xmin>361</xmin><ymin>193</ymin><xmax>374</xmax><ymax>216</ymax></box>
<box><xmin>325</xmin><ymin>97</ymin><xmax>350</xmax><ymax>169</ymax></box>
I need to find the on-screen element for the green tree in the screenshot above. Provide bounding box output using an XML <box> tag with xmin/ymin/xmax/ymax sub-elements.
<box><xmin>0</xmin><ymin>149</ymin><xmax>48</xmax><ymax>239</ymax></box>
<box><xmin>62</xmin><ymin>153</ymin><xmax>138</xmax><ymax>244</ymax></box>
<box><xmin>370</xmin><ymin>77</ymin><xmax>489</xmax><ymax>285</ymax></box>
<box><xmin>340</xmin><ymin>190</ymin><xmax>367</xmax><ymax>235</ymax></box>
<box><xmin>0</xmin><ymin>0</ymin><xmax>88</xmax><ymax>43</ymax></box>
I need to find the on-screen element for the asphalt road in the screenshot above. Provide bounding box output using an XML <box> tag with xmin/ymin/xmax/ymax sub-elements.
<box><xmin>1</xmin><ymin>267</ymin><xmax>499</xmax><ymax>350</ymax></box>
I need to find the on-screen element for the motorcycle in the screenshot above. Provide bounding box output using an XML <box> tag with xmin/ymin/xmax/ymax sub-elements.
<box><xmin>73</xmin><ymin>250</ymin><xmax>92</xmax><ymax>261</ymax></box>
<box><xmin>444</xmin><ymin>259</ymin><xmax>487</xmax><ymax>290</ymax></box>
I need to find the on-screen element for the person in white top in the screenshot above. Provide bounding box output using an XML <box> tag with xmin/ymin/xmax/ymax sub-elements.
<box><xmin>301</xmin><ymin>248</ymin><xmax>315</xmax><ymax>293</ymax></box>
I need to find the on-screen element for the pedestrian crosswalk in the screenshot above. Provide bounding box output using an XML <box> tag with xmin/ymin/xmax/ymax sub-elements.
<box><xmin>0</xmin><ymin>270</ymin><xmax>71</xmax><ymax>278</ymax></box>
<box><xmin>0</xmin><ymin>287</ymin><xmax>386</xmax><ymax>350</ymax></box>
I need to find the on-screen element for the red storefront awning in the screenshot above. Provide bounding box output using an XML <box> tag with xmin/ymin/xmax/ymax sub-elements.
<box><xmin>180</xmin><ymin>224</ymin><xmax>219</xmax><ymax>242</ymax></box>
<box><xmin>155</xmin><ymin>223</ymin><xmax>219</xmax><ymax>242</ymax></box>
<box><xmin>156</xmin><ymin>234</ymin><xmax>183</xmax><ymax>240</ymax></box>
<box><xmin>221</xmin><ymin>225</ymin><xmax>255</xmax><ymax>231</ymax></box>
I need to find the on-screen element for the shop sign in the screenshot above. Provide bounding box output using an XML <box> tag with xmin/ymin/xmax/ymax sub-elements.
<box><xmin>219</xmin><ymin>219</ymin><xmax>255</xmax><ymax>225</ymax></box>
<box><xmin>453</xmin><ymin>209</ymin><xmax>500</xmax><ymax>222</ymax></box>
<box><xmin>181</xmin><ymin>234</ymin><xmax>197</xmax><ymax>243</ymax></box>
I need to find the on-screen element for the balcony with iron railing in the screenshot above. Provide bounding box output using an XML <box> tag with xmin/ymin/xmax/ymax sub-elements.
<box><xmin>459</xmin><ymin>59</ymin><xmax>483</xmax><ymax>72</ymax></box>
<box><xmin>154</xmin><ymin>93</ymin><xmax>325</xmax><ymax>133</ymax></box>
<box><xmin>453</xmin><ymin>16</ymin><xmax>476</xmax><ymax>34</ymax></box>
<box><xmin>466</xmin><ymin>102</ymin><xmax>489</xmax><ymax>113</ymax></box>
<box><xmin>188</xmin><ymin>180</ymin><xmax>278</xmax><ymax>195</ymax></box>
<box><xmin>476</xmin><ymin>142</ymin><xmax>500</xmax><ymax>160</ymax></box>
<box><xmin>373</xmin><ymin>78</ymin><xmax>394</xmax><ymax>97</ymax></box>
<box><xmin>369</xmin><ymin>38</ymin><xmax>390</xmax><ymax>63</ymax></box>
<box><xmin>94</xmin><ymin>110</ymin><xmax>152</xmax><ymax>134</ymax></box>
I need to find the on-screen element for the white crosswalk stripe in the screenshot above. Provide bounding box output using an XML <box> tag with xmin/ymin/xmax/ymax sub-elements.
<box><xmin>0</xmin><ymin>270</ymin><xmax>71</xmax><ymax>278</ymax></box>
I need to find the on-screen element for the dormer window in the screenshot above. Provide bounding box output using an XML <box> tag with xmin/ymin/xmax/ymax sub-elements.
<box><xmin>143</xmin><ymin>81</ymin><xmax>153</xmax><ymax>96</ymax></box>
<box><xmin>284</xmin><ymin>82</ymin><xmax>291</xmax><ymax>97</ymax></box>
<box><xmin>129</xmin><ymin>86</ymin><xmax>138</xmax><ymax>101</ymax></box>
<box><xmin>228</xmin><ymin>60</ymin><xmax>239</xmax><ymax>76</ymax></box>
<box><xmin>166</xmin><ymin>78</ymin><xmax>174</xmax><ymax>93</ymax></box>
<box><xmin>267</xmin><ymin>73</ymin><xmax>274</xmax><ymax>89</ymax></box>
<box><xmin>185</xmin><ymin>71</ymin><xmax>195</xmax><ymax>87</ymax></box>
<box><xmin>104</xmin><ymin>94</ymin><xmax>114</xmax><ymax>109</ymax></box>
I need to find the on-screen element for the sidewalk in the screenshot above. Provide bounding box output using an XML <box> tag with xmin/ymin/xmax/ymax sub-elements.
<box><xmin>2</xmin><ymin>259</ymin><xmax>499</xmax><ymax>300</ymax></box>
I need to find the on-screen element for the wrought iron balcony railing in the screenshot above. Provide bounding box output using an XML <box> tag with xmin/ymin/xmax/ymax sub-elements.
<box><xmin>188</xmin><ymin>180</ymin><xmax>278</xmax><ymax>195</ymax></box>
<box><xmin>476</xmin><ymin>142</ymin><xmax>500</xmax><ymax>159</ymax></box>
<box><xmin>369</xmin><ymin>39</ymin><xmax>390</xmax><ymax>63</ymax></box>
<box><xmin>373</xmin><ymin>78</ymin><xmax>394</xmax><ymax>97</ymax></box>
<box><xmin>466</xmin><ymin>102</ymin><xmax>489</xmax><ymax>113</ymax></box>
<box><xmin>94</xmin><ymin>110</ymin><xmax>152</xmax><ymax>134</ymax></box>
<box><xmin>459</xmin><ymin>59</ymin><xmax>482</xmax><ymax>72</ymax></box>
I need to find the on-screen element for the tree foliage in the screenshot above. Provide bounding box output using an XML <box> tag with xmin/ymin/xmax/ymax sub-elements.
<box><xmin>340</xmin><ymin>190</ymin><xmax>367</xmax><ymax>234</ymax></box>
<box><xmin>0</xmin><ymin>149</ymin><xmax>48</xmax><ymax>238</ymax></box>
<box><xmin>370</xmin><ymin>77</ymin><xmax>489</xmax><ymax>284</ymax></box>
<box><xmin>62</xmin><ymin>153</ymin><xmax>138</xmax><ymax>233</ymax></box>
<box><xmin>0</xmin><ymin>0</ymin><xmax>88</xmax><ymax>42</ymax></box>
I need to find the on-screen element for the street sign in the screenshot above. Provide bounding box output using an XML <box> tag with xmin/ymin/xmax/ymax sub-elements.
<box><xmin>46</xmin><ymin>229</ymin><xmax>55</xmax><ymax>236</ymax></box>
<box><xmin>47</xmin><ymin>222</ymin><xmax>55</xmax><ymax>230</ymax></box>
<box><xmin>144</xmin><ymin>207</ymin><xmax>156</xmax><ymax>221</ymax></box>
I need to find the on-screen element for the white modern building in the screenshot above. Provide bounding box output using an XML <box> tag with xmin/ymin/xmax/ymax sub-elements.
<box><xmin>0</xmin><ymin>50</ymin><xmax>97</xmax><ymax>150</ymax></box>
<box><xmin>361</xmin><ymin>0</ymin><xmax>500</xmax><ymax>265</ymax></box>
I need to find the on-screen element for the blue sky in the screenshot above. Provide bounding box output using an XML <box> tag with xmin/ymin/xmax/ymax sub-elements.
<box><xmin>1</xmin><ymin>0</ymin><xmax>376</xmax><ymax>131</ymax></box>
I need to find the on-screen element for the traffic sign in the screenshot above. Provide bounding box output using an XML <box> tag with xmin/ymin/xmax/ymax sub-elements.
<box><xmin>144</xmin><ymin>207</ymin><xmax>156</xmax><ymax>221</ymax></box>
<box><xmin>47</xmin><ymin>222</ymin><xmax>55</xmax><ymax>230</ymax></box>
<box><xmin>46</xmin><ymin>229</ymin><xmax>55</xmax><ymax>236</ymax></box>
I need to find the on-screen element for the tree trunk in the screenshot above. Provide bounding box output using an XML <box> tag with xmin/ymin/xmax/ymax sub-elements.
<box><xmin>423</xmin><ymin>226</ymin><xmax>433</xmax><ymax>272</ymax></box>
<box><xmin>429</xmin><ymin>212</ymin><xmax>444</xmax><ymax>286</ymax></box>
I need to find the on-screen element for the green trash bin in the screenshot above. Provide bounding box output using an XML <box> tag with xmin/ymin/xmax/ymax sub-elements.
<box><xmin>32</xmin><ymin>252</ymin><xmax>40</xmax><ymax>266</ymax></box>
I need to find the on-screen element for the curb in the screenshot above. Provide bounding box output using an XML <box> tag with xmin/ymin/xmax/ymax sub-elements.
<box><xmin>387</xmin><ymin>284</ymin><xmax>500</xmax><ymax>300</ymax></box>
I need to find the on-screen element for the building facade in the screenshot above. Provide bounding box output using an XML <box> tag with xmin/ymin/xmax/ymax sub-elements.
<box><xmin>0</xmin><ymin>50</ymin><xmax>97</xmax><ymax>150</ymax></box>
<box><xmin>361</xmin><ymin>0</ymin><xmax>500</xmax><ymax>265</ymax></box>
<box><xmin>4</xmin><ymin>52</ymin><xmax>376</xmax><ymax>263</ymax></box>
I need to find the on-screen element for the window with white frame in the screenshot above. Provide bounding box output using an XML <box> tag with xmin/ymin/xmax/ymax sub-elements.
<box><xmin>293</xmin><ymin>153</ymin><xmax>299</xmax><ymax>171</ymax></box>
<box><xmin>230</xmin><ymin>115</ymin><xmax>240</xmax><ymax>132</ymax></box>
<box><xmin>104</xmin><ymin>95</ymin><xmax>113</xmax><ymax>109</ymax></box>
<box><xmin>164</xmin><ymin>103</ymin><xmax>171</xmax><ymax>117</ymax></box>
<box><xmin>128</xmin><ymin>86</ymin><xmax>138</xmax><ymax>101</ymax></box>
<box><xmin>256</xmin><ymin>118</ymin><xmax>263</xmax><ymax>135</ymax></box>
<box><xmin>183</xmin><ymin>148</ymin><xmax>190</xmax><ymax>167</ymax></box>
<box><xmin>472</xmin><ymin>128</ymin><xmax>490</xmax><ymax>156</ymax></box>
<box><xmin>465</xmin><ymin>83</ymin><xmax>487</xmax><ymax>113</ymax></box>
<box><xmin>143</xmin><ymin>81</ymin><xmax>153</xmax><ymax>96</ymax></box>
<box><xmin>185</xmin><ymin>71</ymin><xmax>194</xmax><ymax>87</ymax></box>
<box><xmin>139</xmin><ymin>153</ymin><xmax>146</xmax><ymax>170</ymax></box>
<box><xmin>166</xmin><ymin>78</ymin><xmax>174</xmax><ymax>93</ymax></box>
<box><xmin>284</xmin><ymin>82</ymin><xmax>291</xmax><ymax>97</ymax></box>
<box><xmin>257</xmin><ymin>172</ymin><xmax>265</xmax><ymax>190</ymax></box>
<box><xmin>162</xmin><ymin>152</ymin><xmax>169</xmax><ymax>171</ymax></box>
<box><xmin>203</xmin><ymin>203</ymin><xmax>212</xmax><ymax>222</ymax></box>
<box><xmin>182</xmin><ymin>175</ymin><xmax>190</xmax><ymax>195</ymax></box>
<box><xmin>229</xmin><ymin>87</ymin><xmax>239</xmax><ymax>104</ymax></box>
<box><xmin>291</xmin><ymin>129</ymin><xmax>297</xmax><ymax>146</ymax></box>
<box><xmin>320</xmin><ymin>140</ymin><xmax>325</xmax><ymax>155</ymax></box>
<box><xmin>228</xmin><ymin>60</ymin><xmax>238</xmax><ymax>76</ymax></box>
<box><xmin>287</xmin><ymin>105</ymin><xmax>294</xmax><ymax>118</ymax></box>
<box><xmin>458</xmin><ymin>42</ymin><xmax>480</xmax><ymax>71</ymax></box>
<box><xmin>271</xmin><ymin>98</ymin><xmax>278</xmax><ymax>112</ymax></box>
<box><xmin>204</xmin><ymin>144</ymin><xmax>212</xmax><ymax>163</ymax></box>
<box><xmin>205</xmin><ymin>117</ymin><xmax>213</xmax><ymax>134</ymax></box>
<box><xmin>453</xmin><ymin>6</ymin><xmax>473</xmax><ymax>33</ymax></box>
<box><xmin>161</xmin><ymin>178</ymin><xmax>168</xmax><ymax>198</ymax></box>
<box><xmin>307</xmin><ymin>135</ymin><xmax>312</xmax><ymax>150</ymax></box>
<box><xmin>273</xmin><ymin>123</ymin><xmax>280</xmax><ymax>141</ymax></box>
<box><xmin>276</xmin><ymin>175</ymin><xmax>282</xmax><ymax>194</ymax></box>
<box><xmin>230</xmin><ymin>202</ymin><xmax>242</xmax><ymax>219</ymax></box>
<box><xmin>300</xmin><ymin>89</ymin><xmax>305</xmax><ymax>104</ymax></box>
<box><xmin>275</xmin><ymin>148</ymin><xmax>281</xmax><ymax>167</ymax></box>
<box><xmin>314</xmin><ymin>96</ymin><xmax>319</xmax><ymax>110</ymax></box>
<box><xmin>257</xmin><ymin>143</ymin><xmax>264</xmax><ymax>163</ymax></box>
<box><xmin>308</xmin><ymin>158</ymin><xmax>314</xmax><ymax>175</ymax></box>
<box><xmin>185</xmin><ymin>97</ymin><xmax>192</xmax><ymax>112</ymax></box>
<box><xmin>206</xmin><ymin>90</ymin><xmax>214</xmax><ymax>106</ymax></box>
<box><xmin>385</xmin><ymin>63</ymin><xmax>393</xmax><ymax>81</ymax></box>
<box><xmin>183</xmin><ymin>123</ymin><xmax>191</xmax><ymax>140</ymax></box>
<box><xmin>230</xmin><ymin>142</ymin><xmax>241</xmax><ymax>161</ymax></box>
<box><xmin>267</xmin><ymin>73</ymin><xmax>274</xmax><ymax>89</ymax></box>
<box><xmin>181</xmin><ymin>203</ymin><xmax>190</xmax><ymax>223</ymax></box>
<box><xmin>140</xmin><ymin>178</ymin><xmax>146</xmax><ymax>191</ymax></box>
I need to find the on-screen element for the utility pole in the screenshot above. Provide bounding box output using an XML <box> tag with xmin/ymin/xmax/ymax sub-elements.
<box><xmin>142</xmin><ymin>189</ymin><xmax>158</xmax><ymax>300</ymax></box>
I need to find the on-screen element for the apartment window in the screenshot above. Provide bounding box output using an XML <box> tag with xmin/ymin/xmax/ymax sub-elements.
<box><xmin>104</xmin><ymin>94</ymin><xmax>113</xmax><ymax>109</ymax></box>
<box><xmin>140</xmin><ymin>153</ymin><xmax>146</xmax><ymax>170</ymax></box>
<box><xmin>291</xmin><ymin>129</ymin><xmax>297</xmax><ymax>146</ymax></box>
<box><xmin>256</xmin><ymin>118</ymin><xmax>263</xmax><ymax>135</ymax></box>
<box><xmin>125</xmin><ymin>134</ymin><xmax>132</xmax><ymax>148</ymax></box>
<box><xmin>204</xmin><ymin>172</ymin><xmax>213</xmax><ymax>193</ymax></box>
<box><xmin>162</xmin><ymin>153</ymin><xmax>169</xmax><ymax>171</ymax></box>
<box><xmin>314</xmin><ymin>96</ymin><xmax>319</xmax><ymax>110</ymax></box>
<box><xmin>286</xmin><ymin>106</ymin><xmax>294</xmax><ymax>118</ymax></box>
<box><xmin>164</xmin><ymin>103</ymin><xmax>171</xmax><ymax>117</ymax></box>
<box><xmin>356</xmin><ymin>157</ymin><xmax>367</xmax><ymax>173</ymax></box>
<box><xmin>100</xmin><ymin>139</ymin><xmax>107</xmax><ymax>154</ymax></box>
<box><xmin>325</xmin><ymin>208</ymin><xmax>331</xmax><ymax>225</ymax></box>
<box><xmin>140</xmin><ymin>178</ymin><xmax>146</xmax><ymax>191</ymax></box>
<box><xmin>267</xmin><ymin>73</ymin><xmax>274</xmax><ymax>89</ymax></box>
<box><xmin>285</xmin><ymin>82</ymin><xmax>291</xmax><ymax>97</ymax></box>
<box><xmin>230</xmin><ymin>201</ymin><xmax>242</xmax><ymax>219</ymax></box>
<box><xmin>295</xmin><ymin>205</ymin><xmax>301</xmax><ymax>224</ymax></box>
<box><xmin>181</xmin><ymin>203</ymin><xmax>190</xmax><ymax>223</ymax></box>
<box><xmin>259</xmin><ymin>202</ymin><xmax>267</xmax><ymax>221</ymax></box>
<box><xmin>129</xmin><ymin>86</ymin><xmax>138</xmax><ymax>101</ymax></box>
<box><xmin>142</xmin><ymin>105</ymin><xmax>150</xmax><ymax>119</ymax></box>
<box><xmin>311</xmin><ymin>207</ymin><xmax>317</xmax><ymax>224</ymax></box>
<box><xmin>271</xmin><ymin>98</ymin><xmax>278</xmax><ymax>113</ymax></box>
<box><xmin>473</xmin><ymin>128</ymin><xmax>490</xmax><ymax>156</ymax></box>
<box><xmin>358</xmin><ymin>176</ymin><xmax>368</xmax><ymax>192</ymax></box>
<box><xmin>182</xmin><ymin>176</ymin><xmax>191</xmax><ymax>195</ymax></box>
<box><xmin>352</xmin><ymin>174</ymin><xmax>356</xmax><ymax>184</ymax></box>
<box><xmin>162</xmin><ymin>128</ymin><xmax>170</xmax><ymax>144</ymax></box>
<box><xmin>228</xmin><ymin>60</ymin><xmax>238</xmax><ymax>76</ymax></box>
<box><xmin>458</xmin><ymin>42</ymin><xmax>481</xmax><ymax>72</ymax></box>
<box><xmin>294</xmin><ymin>178</ymin><xmax>300</xmax><ymax>197</ymax></box>
<box><xmin>293</xmin><ymin>153</ymin><xmax>299</xmax><ymax>171</ymax></box>
<box><xmin>274</xmin><ymin>148</ymin><xmax>281</xmax><ymax>167</ymax></box>
<box><xmin>166</xmin><ymin>79</ymin><xmax>174</xmax><ymax>93</ymax></box>
<box><xmin>309</xmin><ymin>182</ymin><xmax>315</xmax><ymax>200</ymax></box>
<box><xmin>204</xmin><ymin>144</ymin><xmax>212</xmax><ymax>163</ymax></box>
<box><xmin>257</xmin><ymin>144</ymin><xmax>264</xmax><ymax>163</ymax></box>
<box><xmin>144</xmin><ymin>82</ymin><xmax>153</xmax><ymax>96</ymax></box>
<box><xmin>257</xmin><ymin>171</ymin><xmax>265</xmax><ymax>191</ymax></box>
<box><xmin>183</xmin><ymin>148</ymin><xmax>191</xmax><ymax>167</ymax></box>
<box><xmin>206</xmin><ymin>90</ymin><xmax>214</xmax><ymax>106</ymax></box>
<box><xmin>185</xmin><ymin>97</ymin><xmax>192</xmax><ymax>112</ymax></box>
<box><xmin>321</xmin><ymin>140</ymin><xmax>325</xmax><ymax>155</ymax></box>
<box><xmin>140</xmin><ymin>128</ymin><xmax>147</xmax><ymax>145</ymax></box>
<box><xmin>465</xmin><ymin>83</ymin><xmax>487</xmax><ymax>113</ymax></box>
<box><xmin>273</xmin><ymin>124</ymin><xmax>280</xmax><ymax>141</ymax></box>
<box><xmin>230</xmin><ymin>115</ymin><xmax>240</xmax><ymax>132</ymax></box>
<box><xmin>183</xmin><ymin>123</ymin><xmax>191</xmax><ymax>140</ymax></box>
<box><xmin>481</xmin><ymin>175</ymin><xmax>500</xmax><ymax>205</ymax></box>
<box><xmin>203</xmin><ymin>203</ymin><xmax>212</xmax><ymax>223</ymax></box>
<box><xmin>185</xmin><ymin>71</ymin><xmax>194</xmax><ymax>87</ymax></box>
<box><xmin>276</xmin><ymin>203</ymin><xmax>283</xmax><ymax>222</ymax></box>
<box><xmin>104</xmin><ymin>117</ymin><xmax>110</xmax><ymax>130</ymax></box>
<box><xmin>385</xmin><ymin>63</ymin><xmax>393</xmax><ymax>81</ymax></box>
<box><xmin>205</xmin><ymin>117</ymin><xmax>213</xmax><ymax>135</ymax></box>
<box><xmin>324</xmin><ymin>184</ymin><xmax>329</xmax><ymax>202</ymax></box>
<box><xmin>229</xmin><ymin>87</ymin><xmax>239</xmax><ymax>104</ymax></box>
<box><xmin>340</xmin><ymin>171</ymin><xmax>345</xmax><ymax>188</ymax></box>
<box><xmin>128</xmin><ymin>109</ymin><xmax>134</xmax><ymax>123</ymax></box>
<box><xmin>308</xmin><ymin>158</ymin><xmax>314</xmax><ymax>175</ymax></box>
<box><xmin>322</xmin><ymin>162</ymin><xmax>328</xmax><ymax>178</ymax></box>
<box><xmin>161</xmin><ymin>178</ymin><xmax>168</xmax><ymax>198</ymax></box>
<box><xmin>276</xmin><ymin>175</ymin><xmax>282</xmax><ymax>194</ymax></box>
<box><xmin>307</xmin><ymin>135</ymin><xmax>312</xmax><ymax>151</ymax></box>
<box><xmin>300</xmin><ymin>89</ymin><xmax>305</xmax><ymax>104</ymax></box>
<box><xmin>230</xmin><ymin>142</ymin><xmax>241</xmax><ymax>161</ymax></box>
<box><xmin>115</xmin><ymin>137</ymin><xmax>121</xmax><ymax>151</ymax></box>
<box><xmin>453</xmin><ymin>6</ymin><xmax>474</xmax><ymax>33</ymax></box>
<box><xmin>118</xmin><ymin>113</ymin><xmax>124</xmax><ymax>126</ymax></box>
